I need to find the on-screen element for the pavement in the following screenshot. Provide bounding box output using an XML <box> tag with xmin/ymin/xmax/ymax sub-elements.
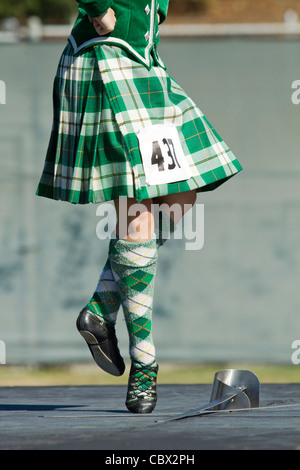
<box><xmin>0</xmin><ymin>383</ymin><xmax>300</xmax><ymax>451</ymax></box>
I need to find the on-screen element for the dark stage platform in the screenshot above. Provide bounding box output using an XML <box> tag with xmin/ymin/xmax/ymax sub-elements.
<box><xmin>0</xmin><ymin>384</ymin><xmax>300</xmax><ymax>451</ymax></box>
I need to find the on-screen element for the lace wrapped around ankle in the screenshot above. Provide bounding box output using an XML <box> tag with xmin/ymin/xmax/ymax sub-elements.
<box><xmin>126</xmin><ymin>363</ymin><xmax>158</xmax><ymax>414</ymax></box>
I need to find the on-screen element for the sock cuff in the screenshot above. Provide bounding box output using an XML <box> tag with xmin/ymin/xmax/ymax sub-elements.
<box><xmin>109</xmin><ymin>235</ymin><xmax>158</xmax><ymax>267</ymax></box>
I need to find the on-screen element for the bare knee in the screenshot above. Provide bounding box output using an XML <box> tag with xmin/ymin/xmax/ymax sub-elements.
<box><xmin>153</xmin><ymin>190</ymin><xmax>197</xmax><ymax>224</ymax></box>
<box><xmin>181</xmin><ymin>190</ymin><xmax>197</xmax><ymax>208</ymax></box>
<box><xmin>114</xmin><ymin>198</ymin><xmax>155</xmax><ymax>242</ymax></box>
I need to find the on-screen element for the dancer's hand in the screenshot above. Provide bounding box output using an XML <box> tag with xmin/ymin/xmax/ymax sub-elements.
<box><xmin>89</xmin><ymin>8</ymin><xmax>116</xmax><ymax>36</ymax></box>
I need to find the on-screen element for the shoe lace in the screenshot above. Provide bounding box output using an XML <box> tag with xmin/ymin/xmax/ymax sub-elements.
<box><xmin>129</xmin><ymin>365</ymin><xmax>157</xmax><ymax>398</ymax></box>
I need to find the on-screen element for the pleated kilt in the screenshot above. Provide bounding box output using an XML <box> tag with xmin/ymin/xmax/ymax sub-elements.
<box><xmin>36</xmin><ymin>43</ymin><xmax>242</xmax><ymax>204</ymax></box>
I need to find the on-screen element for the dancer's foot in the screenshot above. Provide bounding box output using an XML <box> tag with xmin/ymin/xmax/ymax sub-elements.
<box><xmin>126</xmin><ymin>363</ymin><xmax>158</xmax><ymax>413</ymax></box>
<box><xmin>76</xmin><ymin>308</ymin><xmax>125</xmax><ymax>376</ymax></box>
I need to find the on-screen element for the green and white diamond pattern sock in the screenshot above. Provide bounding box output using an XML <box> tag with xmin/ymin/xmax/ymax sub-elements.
<box><xmin>85</xmin><ymin>210</ymin><xmax>175</xmax><ymax>328</ymax></box>
<box><xmin>109</xmin><ymin>236</ymin><xmax>158</xmax><ymax>368</ymax></box>
<box><xmin>85</xmin><ymin>258</ymin><xmax>120</xmax><ymax>326</ymax></box>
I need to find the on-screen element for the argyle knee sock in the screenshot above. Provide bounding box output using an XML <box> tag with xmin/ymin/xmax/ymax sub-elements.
<box><xmin>109</xmin><ymin>236</ymin><xmax>158</xmax><ymax>368</ymax></box>
<box><xmin>85</xmin><ymin>258</ymin><xmax>120</xmax><ymax>326</ymax></box>
<box><xmin>85</xmin><ymin>211</ymin><xmax>174</xmax><ymax>327</ymax></box>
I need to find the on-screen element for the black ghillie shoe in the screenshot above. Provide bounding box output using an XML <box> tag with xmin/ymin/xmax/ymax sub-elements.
<box><xmin>126</xmin><ymin>363</ymin><xmax>158</xmax><ymax>414</ymax></box>
<box><xmin>76</xmin><ymin>308</ymin><xmax>125</xmax><ymax>377</ymax></box>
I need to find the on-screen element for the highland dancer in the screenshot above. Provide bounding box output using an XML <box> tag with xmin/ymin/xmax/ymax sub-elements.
<box><xmin>36</xmin><ymin>0</ymin><xmax>242</xmax><ymax>413</ymax></box>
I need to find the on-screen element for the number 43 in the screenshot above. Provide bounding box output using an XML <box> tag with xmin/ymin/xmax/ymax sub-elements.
<box><xmin>151</xmin><ymin>138</ymin><xmax>181</xmax><ymax>172</ymax></box>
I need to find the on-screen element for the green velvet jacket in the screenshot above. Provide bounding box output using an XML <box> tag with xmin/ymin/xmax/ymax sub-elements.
<box><xmin>69</xmin><ymin>0</ymin><xmax>169</xmax><ymax>68</ymax></box>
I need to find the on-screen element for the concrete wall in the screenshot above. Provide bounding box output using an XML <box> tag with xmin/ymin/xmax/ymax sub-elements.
<box><xmin>0</xmin><ymin>38</ymin><xmax>299</xmax><ymax>364</ymax></box>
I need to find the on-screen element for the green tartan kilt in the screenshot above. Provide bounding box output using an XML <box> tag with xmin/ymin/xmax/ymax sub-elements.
<box><xmin>36</xmin><ymin>43</ymin><xmax>242</xmax><ymax>204</ymax></box>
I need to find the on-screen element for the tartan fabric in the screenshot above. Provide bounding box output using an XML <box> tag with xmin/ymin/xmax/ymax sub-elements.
<box><xmin>36</xmin><ymin>43</ymin><xmax>242</xmax><ymax>204</ymax></box>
